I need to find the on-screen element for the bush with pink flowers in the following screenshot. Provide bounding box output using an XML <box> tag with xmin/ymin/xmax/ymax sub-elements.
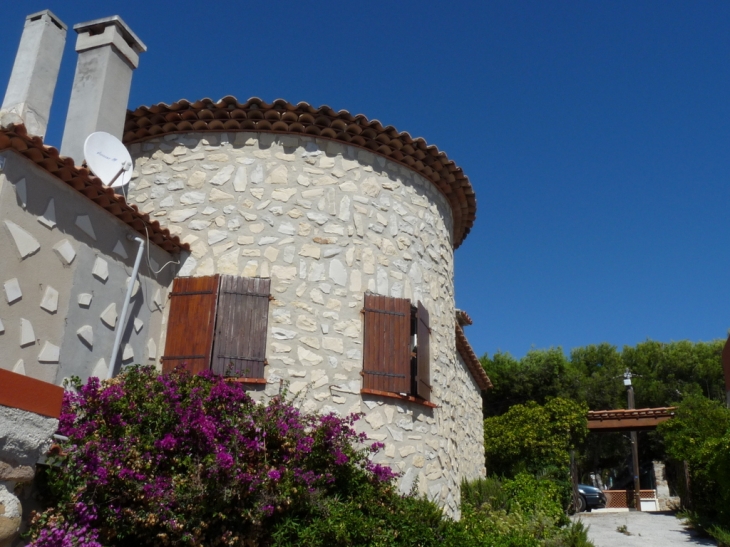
<box><xmin>29</xmin><ymin>366</ymin><xmax>403</xmax><ymax>547</ymax></box>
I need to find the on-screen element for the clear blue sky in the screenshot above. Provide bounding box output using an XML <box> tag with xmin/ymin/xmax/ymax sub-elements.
<box><xmin>2</xmin><ymin>1</ymin><xmax>730</xmax><ymax>359</ymax></box>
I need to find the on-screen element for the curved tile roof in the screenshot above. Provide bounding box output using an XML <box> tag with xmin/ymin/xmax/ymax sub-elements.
<box><xmin>123</xmin><ymin>96</ymin><xmax>477</xmax><ymax>248</ymax></box>
<box><xmin>455</xmin><ymin>323</ymin><xmax>492</xmax><ymax>390</ymax></box>
<box><xmin>0</xmin><ymin>124</ymin><xmax>188</xmax><ymax>254</ymax></box>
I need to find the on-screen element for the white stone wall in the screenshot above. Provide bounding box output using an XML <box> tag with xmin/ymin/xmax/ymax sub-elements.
<box><xmin>127</xmin><ymin>131</ymin><xmax>485</xmax><ymax>516</ymax></box>
<box><xmin>0</xmin><ymin>152</ymin><xmax>176</xmax><ymax>385</ymax></box>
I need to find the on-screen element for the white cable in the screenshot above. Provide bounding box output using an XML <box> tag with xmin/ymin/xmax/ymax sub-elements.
<box><xmin>143</xmin><ymin>224</ymin><xmax>180</xmax><ymax>274</ymax></box>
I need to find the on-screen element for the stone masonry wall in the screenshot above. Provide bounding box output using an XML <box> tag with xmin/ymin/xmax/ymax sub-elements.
<box><xmin>0</xmin><ymin>151</ymin><xmax>176</xmax><ymax>385</ymax></box>
<box><xmin>0</xmin><ymin>404</ymin><xmax>58</xmax><ymax>547</ymax></box>
<box><xmin>126</xmin><ymin>131</ymin><xmax>485</xmax><ymax>516</ymax></box>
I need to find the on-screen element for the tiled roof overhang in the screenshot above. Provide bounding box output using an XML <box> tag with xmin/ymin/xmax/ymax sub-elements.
<box><xmin>0</xmin><ymin>124</ymin><xmax>188</xmax><ymax>254</ymax></box>
<box><xmin>123</xmin><ymin>96</ymin><xmax>477</xmax><ymax>249</ymax></box>
<box><xmin>455</xmin><ymin>323</ymin><xmax>492</xmax><ymax>390</ymax></box>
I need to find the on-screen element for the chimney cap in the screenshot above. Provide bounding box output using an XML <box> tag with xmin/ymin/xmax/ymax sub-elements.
<box><xmin>25</xmin><ymin>9</ymin><xmax>67</xmax><ymax>31</ymax></box>
<box><xmin>73</xmin><ymin>15</ymin><xmax>146</xmax><ymax>53</ymax></box>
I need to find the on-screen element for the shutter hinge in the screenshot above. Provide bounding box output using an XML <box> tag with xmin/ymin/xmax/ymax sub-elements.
<box><xmin>363</xmin><ymin>370</ymin><xmax>407</xmax><ymax>378</ymax></box>
<box><xmin>217</xmin><ymin>355</ymin><xmax>266</xmax><ymax>362</ymax></box>
<box><xmin>362</xmin><ymin>307</ymin><xmax>406</xmax><ymax>317</ymax></box>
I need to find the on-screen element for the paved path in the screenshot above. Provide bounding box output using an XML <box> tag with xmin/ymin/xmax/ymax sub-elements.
<box><xmin>572</xmin><ymin>511</ymin><xmax>716</xmax><ymax>547</ymax></box>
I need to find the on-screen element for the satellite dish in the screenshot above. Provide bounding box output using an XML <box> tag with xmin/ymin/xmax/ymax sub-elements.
<box><xmin>83</xmin><ymin>132</ymin><xmax>134</xmax><ymax>188</ymax></box>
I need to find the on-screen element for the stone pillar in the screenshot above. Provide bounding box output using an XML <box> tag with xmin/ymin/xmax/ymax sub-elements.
<box><xmin>60</xmin><ymin>16</ymin><xmax>146</xmax><ymax>164</ymax></box>
<box><xmin>0</xmin><ymin>10</ymin><xmax>67</xmax><ymax>138</ymax></box>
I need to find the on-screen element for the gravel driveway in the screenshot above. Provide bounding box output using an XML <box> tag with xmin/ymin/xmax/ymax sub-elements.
<box><xmin>572</xmin><ymin>511</ymin><xmax>716</xmax><ymax>547</ymax></box>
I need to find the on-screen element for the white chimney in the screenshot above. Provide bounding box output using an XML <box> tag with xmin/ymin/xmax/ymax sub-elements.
<box><xmin>60</xmin><ymin>16</ymin><xmax>146</xmax><ymax>164</ymax></box>
<box><xmin>0</xmin><ymin>10</ymin><xmax>67</xmax><ymax>138</ymax></box>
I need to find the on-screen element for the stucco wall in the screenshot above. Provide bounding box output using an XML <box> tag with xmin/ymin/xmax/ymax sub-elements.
<box><xmin>0</xmin><ymin>151</ymin><xmax>176</xmax><ymax>385</ymax></box>
<box><xmin>127</xmin><ymin>131</ymin><xmax>484</xmax><ymax>516</ymax></box>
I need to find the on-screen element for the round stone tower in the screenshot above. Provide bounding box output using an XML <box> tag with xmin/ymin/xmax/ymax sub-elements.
<box><xmin>123</xmin><ymin>97</ymin><xmax>484</xmax><ymax>517</ymax></box>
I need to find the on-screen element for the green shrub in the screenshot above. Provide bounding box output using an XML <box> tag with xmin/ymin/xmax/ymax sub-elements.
<box><xmin>658</xmin><ymin>394</ymin><xmax>730</xmax><ymax>532</ymax></box>
<box><xmin>484</xmin><ymin>398</ymin><xmax>588</xmax><ymax>478</ymax></box>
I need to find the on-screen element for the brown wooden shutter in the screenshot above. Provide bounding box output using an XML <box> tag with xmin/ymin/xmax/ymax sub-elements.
<box><xmin>211</xmin><ymin>276</ymin><xmax>271</xmax><ymax>378</ymax></box>
<box><xmin>415</xmin><ymin>301</ymin><xmax>431</xmax><ymax>400</ymax></box>
<box><xmin>162</xmin><ymin>275</ymin><xmax>220</xmax><ymax>375</ymax></box>
<box><xmin>362</xmin><ymin>293</ymin><xmax>411</xmax><ymax>394</ymax></box>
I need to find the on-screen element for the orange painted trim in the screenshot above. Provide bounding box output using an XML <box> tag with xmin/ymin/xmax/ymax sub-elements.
<box><xmin>225</xmin><ymin>377</ymin><xmax>267</xmax><ymax>385</ymax></box>
<box><xmin>360</xmin><ymin>388</ymin><xmax>438</xmax><ymax>409</ymax></box>
<box><xmin>0</xmin><ymin>369</ymin><xmax>64</xmax><ymax>418</ymax></box>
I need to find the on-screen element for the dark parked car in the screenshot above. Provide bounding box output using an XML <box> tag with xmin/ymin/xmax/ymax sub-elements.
<box><xmin>576</xmin><ymin>484</ymin><xmax>607</xmax><ymax>512</ymax></box>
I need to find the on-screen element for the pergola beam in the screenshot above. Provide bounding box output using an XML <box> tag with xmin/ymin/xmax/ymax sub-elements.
<box><xmin>587</xmin><ymin>407</ymin><xmax>676</xmax><ymax>433</ymax></box>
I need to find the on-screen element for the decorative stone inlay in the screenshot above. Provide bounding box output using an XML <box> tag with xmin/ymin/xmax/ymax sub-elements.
<box><xmin>153</xmin><ymin>289</ymin><xmax>163</xmax><ymax>309</ymax></box>
<box><xmin>77</xmin><ymin>325</ymin><xmax>93</xmax><ymax>348</ymax></box>
<box><xmin>126</xmin><ymin>276</ymin><xmax>140</xmax><ymax>297</ymax></box>
<box><xmin>53</xmin><ymin>239</ymin><xmax>76</xmax><ymax>265</ymax></box>
<box><xmin>38</xmin><ymin>341</ymin><xmax>60</xmax><ymax>363</ymax></box>
<box><xmin>14</xmin><ymin>177</ymin><xmax>27</xmax><ymax>208</ymax></box>
<box><xmin>92</xmin><ymin>358</ymin><xmax>107</xmax><ymax>378</ymax></box>
<box><xmin>78</xmin><ymin>293</ymin><xmax>93</xmax><ymax>307</ymax></box>
<box><xmin>0</xmin><ymin>317</ymin><xmax>4</xmax><ymax>334</ymax></box>
<box><xmin>19</xmin><ymin>318</ymin><xmax>35</xmax><ymax>347</ymax></box>
<box><xmin>92</xmin><ymin>258</ymin><xmax>109</xmax><ymax>282</ymax></box>
<box><xmin>147</xmin><ymin>338</ymin><xmax>157</xmax><ymax>360</ymax></box>
<box><xmin>12</xmin><ymin>359</ymin><xmax>24</xmax><ymax>375</ymax></box>
<box><xmin>112</xmin><ymin>240</ymin><xmax>128</xmax><ymax>258</ymax></box>
<box><xmin>4</xmin><ymin>220</ymin><xmax>41</xmax><ymax>259</ymax></box>
<box><xmin>75</xmin><ymin>214</ymin><xmax>96</xmax><ymax>240</ymax></box>
<box><xmin>4</xmin><ymin>278</ymin><xmax>22</xmax><ymax>304</ymax></box>
<box><xmin>134</xmin><ymin>318</ymin><xmax>144</xmax><ymax>333</ymax></box>
<box><xmin>122</xmin><ymin>345</ymin><xmax>134</xmax><ymax>362</ymax></box>
<box><xmin>100</xmin><ymin>303</ymin><xmax>117</xmax><ymax>328</ymax></box>
<box><xmin>38</xmin><ymin>198</ymin><xmax>56</xmax><ymax>229</ymax></box>
<box><xmin>40</xmin><ymin>286</ymin><xmax>59</xmax><ymax>313</ymax></box>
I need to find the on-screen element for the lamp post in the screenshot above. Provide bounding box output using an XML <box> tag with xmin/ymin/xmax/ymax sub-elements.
<box><xmin>624</xmin><ymin>369</ymin><xmax>642</xmax><ymax>511</ymax></box>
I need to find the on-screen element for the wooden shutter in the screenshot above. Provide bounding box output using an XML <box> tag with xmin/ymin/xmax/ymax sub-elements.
<box><xmin>362</xmin><ymin>293</ymin><xmax>411</xmax><ymax>394</ymax></box>
<box><xmin>415</xmin><ymin>301</ymin><xmax>431</xmax><ymax>400</ymax></box>
<box><xmin>162</xmin><ymin>275</ymin><xmax>220</xmax><ymax>374</ymax></box>
<box><xmin>211</xmin><ymin>276</ymin><xmax>271</xmax><ymax>378</ymax></box>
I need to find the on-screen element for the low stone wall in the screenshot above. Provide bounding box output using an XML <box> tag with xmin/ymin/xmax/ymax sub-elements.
<box><xmin>0</xmin><ymin>404</ymin><xmax>58</xmax><ymax>547</ymax></box>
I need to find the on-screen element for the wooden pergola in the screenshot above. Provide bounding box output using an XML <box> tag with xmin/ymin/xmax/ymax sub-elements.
<box><xmin>587</xmin><ymin>407</ymin><xmax>676</xmax><ymax>433</ymax></box>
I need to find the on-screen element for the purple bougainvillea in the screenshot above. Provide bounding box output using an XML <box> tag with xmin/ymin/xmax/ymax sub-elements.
<box><xmin>30</xmin><ymin>366</ymin><xmax>397</xmax><ymax>547</ymax></box>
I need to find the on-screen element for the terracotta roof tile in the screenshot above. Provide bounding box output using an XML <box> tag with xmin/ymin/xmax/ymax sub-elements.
<box><xmin>587</xmin><ymin>407</ymin><xmax>676</xmax><ymax>421</ymax></box>
<box><xmin>0</xmin><ymin>124</ymin><xmax>188</xmax><ymax>254</ymax></box>
<box><xmin>124</xmin><ymin>96</ymin><xmax>477</xmax><ymax>248</ymax></box>
<box><xmin>456</xmin><ymin>309</ymin><xmax>474</xmax><ymax>327</ymax></box>
<box><xmin>455</xmin><ymin>323</ymin><xmax>491</xmax><ymax>390</ymax></box>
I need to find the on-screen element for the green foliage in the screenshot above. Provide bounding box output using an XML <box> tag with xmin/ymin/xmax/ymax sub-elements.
<box><xmin>709</xmin><ymin>525</ymin><xmax>730</xmax><ymax>547</ymax></box>
<box><xmin>451</xmin><ymin>477</ymin><xmax>594</xmax><ymax>547</ymax></box>
<box><xmin>658</xmin><ymin>395</ymin><xmax>730</xmax><ymax>532</ymax></box>
<box><xmin>484</xmin><ymin>398</ymin><xmax>588</xmax><ymax>478</ymax></box>
<box><xmin>482</xmin><ymin>340</ymin><xmax>725</xmax><ymax>416</ymax></box>
<box><xmin>270</xmin><ymin>482</ymin><xmax>448</xmax><ymax>547</ymax></box>
<box><xmin>481</xmin><ymin>339</ymin><xmax>726</xmax><ymax>479</ymax></box>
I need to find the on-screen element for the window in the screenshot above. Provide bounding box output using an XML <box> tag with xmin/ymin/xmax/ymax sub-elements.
<box><xmin>161</xmin><ymin>275</ymin><xmax>270</xmax><ymax>382</ymax></box>
<box><xmin>361</xmin><ymin>293</ymin><xmax>432</xmax><ymax>404</ymax></box>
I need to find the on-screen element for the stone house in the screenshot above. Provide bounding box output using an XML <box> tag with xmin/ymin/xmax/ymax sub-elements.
<box><xmin>0</xmin><ymin>10</ymin><xmax>490</xmax><ymax>521</ymax></box>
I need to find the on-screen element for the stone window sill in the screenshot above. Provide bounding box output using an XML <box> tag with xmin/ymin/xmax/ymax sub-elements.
<box><xmin>360</xmin><ymin>388</ymin><xmax>438</xmax><ymax>409</ymax></box>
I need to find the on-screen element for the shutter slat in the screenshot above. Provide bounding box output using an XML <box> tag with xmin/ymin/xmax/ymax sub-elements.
<box><xmin>211</xmin><ymin>275</ymin><xmax>270</xmax><ymax>378</ymax></box>
<box><xmin>362</xmin><ymin>293</ymin><xmax>411</xmax><ymax>394</ymax></box>
<box><xmin>416</xmin><ymin>301</ymin><xmax>431</xmax><ymax>400</ymax></box>
<box><xmin>162</xmin><ymin>275</ymin><xmax>220</xmax><ymax>374</ymax></box>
